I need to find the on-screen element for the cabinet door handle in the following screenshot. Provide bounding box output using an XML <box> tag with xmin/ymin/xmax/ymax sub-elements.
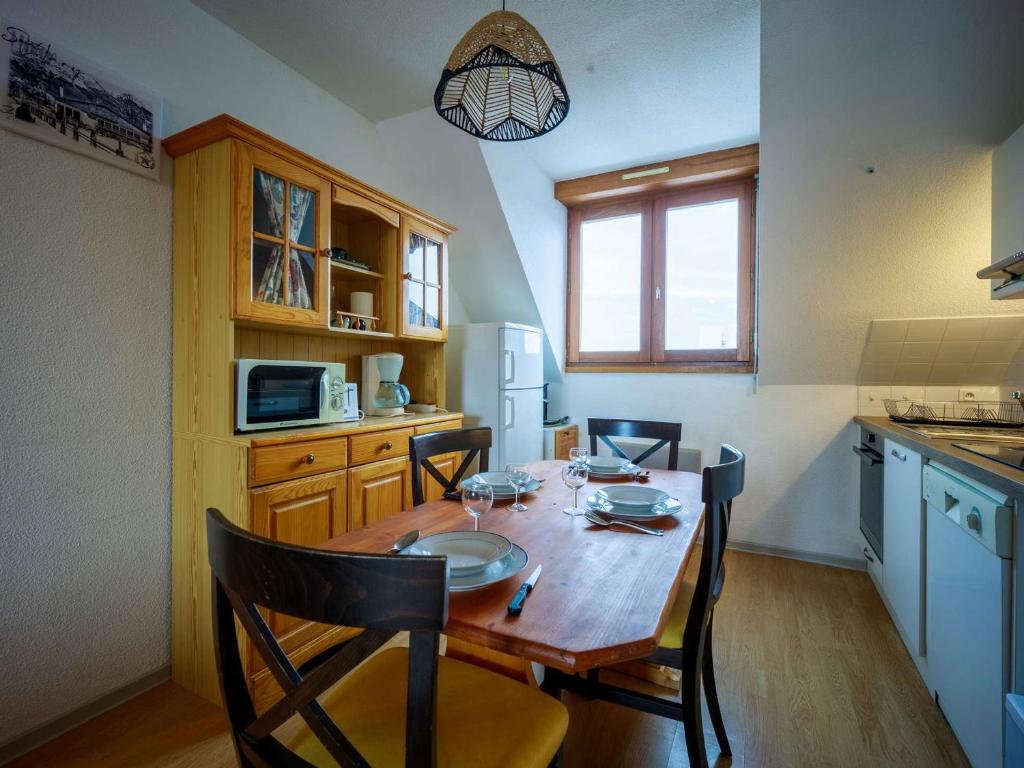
<box><xmin>383</xmin><ymin>440</ymin><xmax>393</xmax><ymax>450</ymax></box>
<box><xmin>403</xmin><ymin>272</ymin><xmax>413</xmax><ymax>280</ymax></box>
<box><xmin>304</xmin><ymin>453</ymin><xmax>316</xmax><ymax>464</ymax></box>
<box><xmin>890</xmin><ymin>449</ymin><xmax>907</xmax><ymax>462</ymax></box>
<box><xmin>863</xmin><ymin>547</ymin><xmax>875</xmax><ymax>563</ymax></box>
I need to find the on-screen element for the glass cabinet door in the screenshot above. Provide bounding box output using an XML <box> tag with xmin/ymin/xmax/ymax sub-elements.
<box><xmin>399</xmin><ymin>217</ymin><xmax>448</xmax><ymax>340</ymax></box>
<box><xmin>236</xmin><ymin>143</ymin><xmax>329</xmax><ymax>327</ymax></box>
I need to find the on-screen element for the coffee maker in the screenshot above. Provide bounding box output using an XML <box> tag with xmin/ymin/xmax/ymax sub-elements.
<box><xmin>361</xmin><ymin>353</ymin><xmax>410</xmax><ymax>417</ymax></box>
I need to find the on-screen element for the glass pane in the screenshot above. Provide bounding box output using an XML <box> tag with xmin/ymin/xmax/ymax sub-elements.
<box><xmin>253</xmin><ymin>169</ymin><xmax>284</xmax><ymax>238</ymax></box>
<box><xmin>425</xmin><ymin>239</ymin><xmax>440</xmax><ymax>285</ymax></box>
<box><xmin>425</xmin><ymin>286</ymin><xmax>440</xmax><ymax>329</ymax></box>
<box><xmin>288</xmin><ymin>248</ymin><xmax>316</xmax><ymax>310</ymax></box>
<box><xmin>406</xmin><ymin>281</ymin><xmax>424</xmax><ymax>327</ymax></box>
<box><xmin>579</xmin><ymin>213</ymin><xmax>643</xmax><ymax>352</ymax></box>
<box><xmin>664</xmin><ymin>199</ymin><xmax>739</xmax><ymax>350</ymax></box>
<box><xmin>290</xmin><ymin>184</ymin><xmax>316</xmax><ymax>248</ymax></box>
<box><xmin>407</xmin><ymin>233</ymin><xmax>425</xmax><ymax>281</ymax></box>
<box><xmin>252</xmin><ymin>238</ymin><xmax>285</xmax><ymax>305</ymax></box>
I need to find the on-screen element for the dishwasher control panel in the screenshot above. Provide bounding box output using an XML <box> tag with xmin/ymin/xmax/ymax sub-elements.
<box><xmin>922</xmin><ymin>463</ymin><xmax>1012</xmax><ymax>558</ymax></box>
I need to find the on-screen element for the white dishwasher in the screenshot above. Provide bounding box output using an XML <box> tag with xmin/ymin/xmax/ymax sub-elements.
<box><xmin>924</xmin><ymin>463</ymin><xmax>1013</xmax><ymax>768</ymax></box>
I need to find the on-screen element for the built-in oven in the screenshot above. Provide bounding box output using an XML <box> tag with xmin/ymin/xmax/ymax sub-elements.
<box><xmin>236</xmin><ymin>359</ymin><xmax>346</xmax><ymax>432</ymax></box>
<box><xmin>854</xmin><ymin>427</ymin><xmax>885</xmax><ymax>561</ymax></box>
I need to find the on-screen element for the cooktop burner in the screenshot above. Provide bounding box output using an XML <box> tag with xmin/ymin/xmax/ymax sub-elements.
<box><xmin>952</xmin><ymin>442</ymin><xmax>1024</xmax><ymax>470</ymax></box>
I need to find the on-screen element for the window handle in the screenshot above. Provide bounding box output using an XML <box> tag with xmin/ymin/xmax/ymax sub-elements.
<box><xmin>655</xmin><ymin>286</ymin><xmax>662</xmax><ymax>300</ymax></box>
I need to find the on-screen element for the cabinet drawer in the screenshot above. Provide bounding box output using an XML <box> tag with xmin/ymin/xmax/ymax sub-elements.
<box><xmin>413</xmin><ymin>418</ymin><xmax>463</xmax><ymax>436</ymax></box>
<box><xmin>554</xmin><ymin>425</ymin><xmax>578</xmax><ymax>460</ymax></box>
<box><xmin>349</xmin><ymin>428</ymin><xmax>414</xmax><ymax>465</ymax></box>
<box><xmin>250</xmin><ymin>437</ymin><xmax>348</xmax><ymax>486</ymax></box>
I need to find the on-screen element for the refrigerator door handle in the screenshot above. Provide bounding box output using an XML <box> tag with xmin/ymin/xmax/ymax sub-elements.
<box><xmin>505</xmin><ymin>394</ymin><xmax>515</xmax><ymax>429</ymax></box>
<box><xmin>503</xmin><ymin>348</ymin><xmax>515</xmax><ymax>385</ymax></box>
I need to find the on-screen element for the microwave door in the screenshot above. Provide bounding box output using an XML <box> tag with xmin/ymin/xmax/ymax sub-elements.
<box><xmin>245</xmin><ymin>364</ymin><xmax>326</xmax><ymax>428</ymax></box>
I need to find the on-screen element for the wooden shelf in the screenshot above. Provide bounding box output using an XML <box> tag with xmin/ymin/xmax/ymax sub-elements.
<box><xmin>327</xmin><ymin>325</ymin><xmax>394</xmax><ymax>339</ymax></box>
<box><xmin>330</xmin><ymin>260</ymin><xmax>384</xmax><ymax>279</ymax></box>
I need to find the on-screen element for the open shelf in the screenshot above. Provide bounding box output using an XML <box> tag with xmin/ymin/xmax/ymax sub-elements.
<box><xmin>330</xmin><ymin>260</ymin><xmax>384</xmax><ymax>279</ymax></box>
<box><xmin>327</xmin><ymin>325</ymin><xmax>394</xmax><ymax>339</ymax></box>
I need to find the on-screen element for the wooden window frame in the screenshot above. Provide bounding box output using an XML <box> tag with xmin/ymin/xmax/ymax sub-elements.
<box><xmin>566</xmin><ymin>176</ymin><xmax>756</xmax><ymax>373</ymax></box>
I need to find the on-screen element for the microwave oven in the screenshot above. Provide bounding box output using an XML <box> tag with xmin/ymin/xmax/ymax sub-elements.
<box><xmin>236</xmin><ymin>359</ymin><xmax>347</xmax><ymax>432</ymax></box>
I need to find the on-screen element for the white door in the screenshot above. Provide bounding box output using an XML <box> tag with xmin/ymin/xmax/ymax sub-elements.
<box><xmin>500</xmin><ymin>326</ymin><xmax>543</xmax><ymax>390</ymax></box>
<box><xmin>882</xmin><ymin>439</ymin><xmax>924</xmax><ymax>666</ymax></box>
<box><xmin>499</xmin><ymin>388</ymin><xmax>544</xmax><ymax>467</ymax></box>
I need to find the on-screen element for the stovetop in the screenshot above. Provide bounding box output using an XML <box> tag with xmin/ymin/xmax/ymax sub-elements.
<box><xmin>899</xmin><ymin>424</ymin><xmax>1024</xmax><ymax>443</ymax></box>
<box><xmin>952</xmin><ymin>442</ymin><xmax>1024</xmax><ymax>470</ymax></box>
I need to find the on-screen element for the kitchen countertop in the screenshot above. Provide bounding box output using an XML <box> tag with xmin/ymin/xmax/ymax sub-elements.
<box><xmin>240</xmin><ymin>411</ymin><xmax>464</xmax><ymax>447</ymax></box>
<box><xmin>855</xmin><ymin>415</ymin><xmax>1024</xmax><ymax>499</ymax></box>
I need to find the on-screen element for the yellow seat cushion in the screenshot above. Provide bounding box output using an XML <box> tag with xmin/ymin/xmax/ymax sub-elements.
<box><xmin>658</xmin><ymin>568</ymin><xmax>697</xmax><ymax>650</ymax></box>
<box><xmin>284</xmin><ymin>646</ymin><xmax>568</xmax><ymax>768</ymax></box>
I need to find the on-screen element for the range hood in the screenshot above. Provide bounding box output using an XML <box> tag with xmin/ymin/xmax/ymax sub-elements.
<box><xmin>979</xmin><ymin>249</ymin><xmax>1024</xmax><ymax>299</ymax></box>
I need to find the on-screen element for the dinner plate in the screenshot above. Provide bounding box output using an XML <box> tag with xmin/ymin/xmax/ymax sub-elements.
<box><xmin>461</xmin><ymin>475</ymin><xmax>542</xmax><ymax>499</ymax></box>
<box><xmin>404</xmin><ymin>531</ymin><xmax>512</xmax><ymax>576</ymax></box>
<box><xmin>449</xmin><ymin>544</ymin><xmax>529</xmax><ymax>592</ymax></box>
<box><xmin>586</xmin><ymin>462</ymin><xmax>641</xmax><ymax>479</ymax></box>
<box><xmin>596</xmin><ymin>485</ymin><xmax>670</xmax><ymax>509</ymax></box>
<box><xmin>586</xmin><ymin>494</ymin><xmax>683</xmax><ymax>521</ymax></box>
<box><xmin>586</xmin><ymin>456</ymin><xmax>629</xmax><ymax>472</ymax></box>
<box><xmin>465</xmin><ymin>471</ymin><xmax>517</xmax><ymax>493</ymax></box>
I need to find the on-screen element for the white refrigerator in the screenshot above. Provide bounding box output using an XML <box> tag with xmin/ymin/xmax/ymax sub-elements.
<box><xmin>446</xmin><ymin>322</ymin><xmax>544</xmax><ymax>469</ymax></box>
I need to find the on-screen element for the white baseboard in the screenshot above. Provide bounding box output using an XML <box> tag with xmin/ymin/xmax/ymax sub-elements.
<box><xmin>728</xmin><ymin>538</ymin><xmax>866</xmax><ymax>572</ymax></box>
<box><xmin>0</xmin><ymin>666</ymin><xmax>170</xmax><ymax>765</ymax></box>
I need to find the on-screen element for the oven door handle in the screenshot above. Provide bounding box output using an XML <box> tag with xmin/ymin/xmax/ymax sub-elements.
<box><xmin>853</xmin><ymin>445</ymin><xmax>884</xmax><ymax>466</ymax></box>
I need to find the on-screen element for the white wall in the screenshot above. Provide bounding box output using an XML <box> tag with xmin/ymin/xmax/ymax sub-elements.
<box><xmin>993</xmin><ymin>121</ymin><xmax>1024</xmax><ymax>264</ymax></box>
<box><xmin>0</xmin><ymin>0</ymin><xmax>411</xmax><ymax>747</ymax></box>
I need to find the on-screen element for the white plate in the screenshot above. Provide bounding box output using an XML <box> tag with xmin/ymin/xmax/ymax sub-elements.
<box><xmin>586</xmin><ymin>495</ymin><xmax>683</xmax><ymax>521</ymax></box>
<box><xmin>596</xmin><ymin>485</ymin><xmax>669</xmax><ymax>509</ymax></box>
<box><xmin>404</xmin><ymin>531</ymin><xmax>512</xmax><ymax>575</ymax></box>
<box><xmin>586</xmin><ymin>462</ymin><xmax>640</xmax><ymax>479</ymax></box>
<box><xmin>449</xmin><ymin>544</ymin><xmax>529</xmax><ymax>592</ymax></box>
<box><xmin>465</xmin><ymin>471</ymin><xmax>517</xmax><ymax>492</ymax></box>
<box><xmin>586</xmin><ymin>456</ymin><xmax>628</xmax><ymax>472</ymax></box>
<box><xmin>461</xmin><ymin>475</ymin><xmax>542</xmax><ymax>499</ymax></box>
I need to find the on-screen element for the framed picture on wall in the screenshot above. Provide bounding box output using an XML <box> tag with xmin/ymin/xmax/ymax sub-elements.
<box><xmin>0</xmin><ymin>19</ymin><xmax>162</xmax><ymax>180</ymax></box>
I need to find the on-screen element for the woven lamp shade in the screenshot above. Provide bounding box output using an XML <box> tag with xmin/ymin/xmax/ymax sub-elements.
<box><xmin>434</xmin><ymin>10</ymin><xmax>570</xmax><ymax>141</ymax></box>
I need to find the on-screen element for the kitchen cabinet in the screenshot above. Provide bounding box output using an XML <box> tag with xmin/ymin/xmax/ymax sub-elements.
<box><xmin>420</xmin><ymin>451</ymin><xmax>460</xmax><ymax>502</ymax></box>
<box><xmin>235</xmin><ymin>142</ymin><xmax>331</xmax><ymax>327</ymax></box>
<box><xmin>348</xmin><ymin>456</ymin><xmax>415</xmax><ymax>528</ymax></box>
<box><xmin>399</xmin><ymin>216</ymin><xmax>449</xmax><ymax>341</ymax></box>
<box><xmin>882</xmin><ymin>438</ymin><xmax>925</xmax><ymax>667</ymax></box>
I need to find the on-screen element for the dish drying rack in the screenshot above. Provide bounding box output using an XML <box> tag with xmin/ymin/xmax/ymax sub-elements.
<box><xmin>884</xmin><ymin>398</ymin><xmax>1024</xmax><ymax>428</ymax></box>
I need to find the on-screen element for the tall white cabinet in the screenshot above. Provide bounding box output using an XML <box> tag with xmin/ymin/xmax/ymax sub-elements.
<box><xmin>882</xmin><ymin>438</ymin><xmax>926</xmax><ymax>679</ymax></box>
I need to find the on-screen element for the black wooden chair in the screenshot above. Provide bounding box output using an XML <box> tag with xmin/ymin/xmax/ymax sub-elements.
<box><xmin>409</xmin><ymin>427</ymin><xmax>491</xmax><ymax>506</ymax></box>
<box><xmin>587</xmin><ymin>418</ymin><xmax>682</xmax><ymax>471</ymax></box>
<box><xmin>206</xmin><ymin>507</ymin><xmax>568</xmax><ymax>768</ymax></box>
<box><xmin>542</xmin><ymin>445</ymin><xmax>745</xmax><ymax>768</ymax></box>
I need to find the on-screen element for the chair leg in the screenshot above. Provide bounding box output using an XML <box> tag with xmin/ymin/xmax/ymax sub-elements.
<box><xmin>681</xmin><ymin>672</ymin><xmax>709</xmax><ymax>768</ymax></box>
<box><xmin>702</xmin><ymin>613</ymin><xmax>732</xmax><ymax>757</ymax></box>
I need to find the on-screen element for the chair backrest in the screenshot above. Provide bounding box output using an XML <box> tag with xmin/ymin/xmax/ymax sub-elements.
<box><xmin>587</xmin><ymin>418</ymin><xmax>682</xmax><ymax>471</ymax></box>
<box><xmin>206</xmin><ymin>508</ymin><xmax>449</xmax><ymax>768</ymax></box>
<box><xmin>681</xmin><ymin>445</ymin><xmax>744</xmax><ymax>661</ymax></box>
<box><xmin>409</xmin><ymin>427</ymin><xmax>491</xmax><ymax>506</ymax></box>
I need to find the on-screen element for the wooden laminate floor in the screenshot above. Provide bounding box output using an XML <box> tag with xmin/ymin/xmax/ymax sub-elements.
<box><xmin>10</xmin><ymin>551</ymin><xmax>967</xmax><ymax>768</ymax></box>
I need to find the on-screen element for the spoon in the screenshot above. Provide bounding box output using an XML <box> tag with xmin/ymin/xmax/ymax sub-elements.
<box><xmin>584</xmin><ymin>509</ymin><xmax>663</xmax><ymax>536</ymax></box>
<box><xmin>387</xmin><ymin>529</ymin><xmax>420</xmax><ymax>554</ymax></box>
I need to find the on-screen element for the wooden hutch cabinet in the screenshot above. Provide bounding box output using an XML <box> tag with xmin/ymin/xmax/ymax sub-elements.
<box><xmin>165</xmin><ymin>115</ymin><xmax>461</xmax><ymax>710</ymax></box>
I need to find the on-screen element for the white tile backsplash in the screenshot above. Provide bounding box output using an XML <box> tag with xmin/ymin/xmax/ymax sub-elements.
<box><xmin>899</xmin><ymin>341</ymin><xmax>940</xmax><ymax>365</ymax></box>
<box><xmin>985</xmin><ymin>316</ymin><xmax>1024</xmax><ymax>341</ymax></box>
<box><xmin>869</xmin><ymin>319</ymin><xmax>910</xmax><ymax>343</ymax></box>
<box><xmin>905</xmin><ymin>318</ymin><xmax>948</xmax><ymax>342</ymax></box>
<box><xmin>942</xmin><ymin>317</ymin><xmax>991</xmax><ymax>341</ymax></box>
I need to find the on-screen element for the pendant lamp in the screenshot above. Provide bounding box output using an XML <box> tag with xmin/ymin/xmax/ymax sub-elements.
<box><xmin>434</xmin><ymin>3</ymin><xmax>570</xmax><ymax>141</ymax></box>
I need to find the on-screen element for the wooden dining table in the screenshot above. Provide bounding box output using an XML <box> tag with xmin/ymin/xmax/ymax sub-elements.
<box><xmin>320</xmin><ymin>460</ymin><xmax>704</xmax><ymax>674</ymax></box>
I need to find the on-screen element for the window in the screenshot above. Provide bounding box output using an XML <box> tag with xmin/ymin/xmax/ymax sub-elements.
<box><xmin>566</xmin><ymin>177</ymin><xmax>756</xmax><ymax>371</ymax></box>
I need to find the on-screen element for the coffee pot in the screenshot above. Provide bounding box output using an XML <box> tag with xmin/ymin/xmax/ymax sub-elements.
<box><xmin>361</xmin><ymin>353</ymin><xmax>410</xmax><ymax>417</ymax></box>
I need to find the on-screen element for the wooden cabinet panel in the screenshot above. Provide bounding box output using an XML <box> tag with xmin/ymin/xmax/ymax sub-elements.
<box><xmin>249</xmin><ymin>437</ymin><xmax>347</xmax><ymax>486</ymax></box>
<box><xmin>413</xmin><ymin>418</ymin><xmax>463</xmax><ymax>436</ymax></box>
<box><xmin>421</xmin><ymin>451</ymin><xmax>460</xmax><ymax>503</ymax></box>
<box><xmin>555</xmin><ymin>425</ymin><xmax>579</xmax><ymax>461</ymax></box>
<box><xmin>233</xmin><ymin>141</ymin><xmax>330</xmax><ymax>328</ymax></box>
<box><xmin>348</xmin><ymin>457</ymin><xmax>413</xmax><ymax>529</ymax></box>
<box><xmin>399</xmin><ymin>216</ymin><xmax>449</xmax><ymax>341</ymax></box>
<box><xmin>349</xmin><ymin>427</ymin><xmax>414</xmax><ymax>466</ymax></box>
<box><xmin>249</xmin><ymin>470</ymin><xmax>347</xmax><ymax>673</ymax></box>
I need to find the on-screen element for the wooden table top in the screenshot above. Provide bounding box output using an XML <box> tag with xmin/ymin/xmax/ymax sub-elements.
<box><xmin>321</xmin><ymin>460</ymin><xmax>704</xmax><ymax>673</ymax></box>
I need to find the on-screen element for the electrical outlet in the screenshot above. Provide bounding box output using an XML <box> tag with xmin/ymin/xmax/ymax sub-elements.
<box><xmin>959</xmin><ymin>386</ymin><xmax>999</xmax><ymax>402</ymax></box>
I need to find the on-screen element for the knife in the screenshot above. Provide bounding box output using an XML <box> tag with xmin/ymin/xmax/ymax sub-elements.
<box><xmin>507</xmin><ymin>565</ymin><xmax>542</xmax><ymax>616</ymax></box>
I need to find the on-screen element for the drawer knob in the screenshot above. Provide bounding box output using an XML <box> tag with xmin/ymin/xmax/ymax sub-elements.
<box><xmin>383</xmin><ymin>440</ymin><xmax>393</xmax><ymax>450</ymax></box>
<box><xmin>304</xmin><ymin>453</ymin><xmax>316</xmax><ymax>464</ymax></box>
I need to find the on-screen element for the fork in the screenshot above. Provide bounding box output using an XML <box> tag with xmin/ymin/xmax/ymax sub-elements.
<box><xmin>584</xmin><ymin>509</ymin><xmax>663</xmax><ymax>536</ymax></box>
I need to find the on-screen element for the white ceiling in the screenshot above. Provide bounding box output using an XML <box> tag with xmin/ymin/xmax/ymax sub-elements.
<box><xmin>192</xmin><ymin>0</ymin><xmax>759</xmax><ymax>179</ymax></box>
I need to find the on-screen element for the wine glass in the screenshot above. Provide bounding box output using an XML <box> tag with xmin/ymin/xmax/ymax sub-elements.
<box><xmin>562</xmin><ymin>462</ymin><xmax>589</xmax><ymax>516</ymax></box>
<box><xmin>504</xmin><ymin>463</ymin><xmax>531</xmax><ymax>512</ymax></box>
<box><xmin>569</xmin><ymin>447</ymin><xmax>590</xmax><ymax>467</ymax></box>
<box><xmin>462</xmin><ymin>481</ymin><xmax>493</xmax><ymax>532</ymax></box>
